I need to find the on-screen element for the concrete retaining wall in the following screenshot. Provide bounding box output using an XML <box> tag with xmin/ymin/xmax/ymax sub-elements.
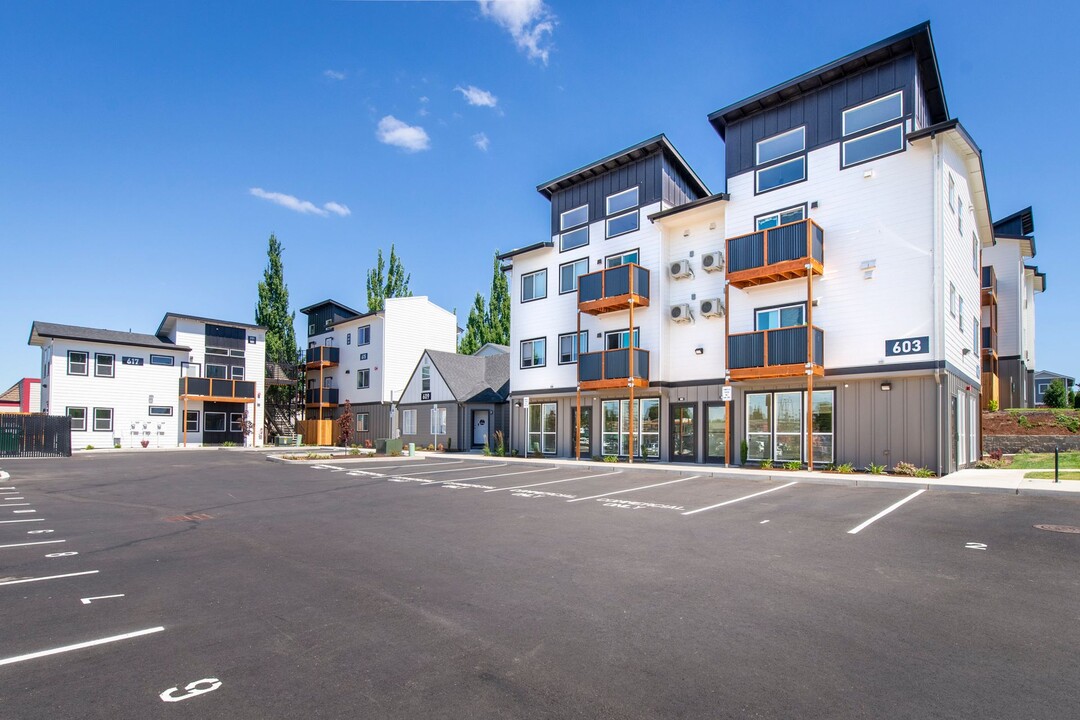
<box><xmin>983</xmin><ymin>434</ymin><xmax>1080</xmax><ymax>454</ymax></box>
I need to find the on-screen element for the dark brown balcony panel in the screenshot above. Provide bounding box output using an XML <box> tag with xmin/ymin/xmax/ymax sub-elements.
<box><xmin>304</xmin><ymin>387</ymin><xmax>339</xmax><ymax>407</ymax></box>
<box><xmin>179</xmin><ymin>377</ymin><xmax>256</xmax><ymax>403</ymax></box>
<box><xmin>304</xmin><ymin>345</ymin><xmax>340</xmax><ymax>369</ymax></box>
<box><xmin>981</xmin><ymin>265</ymin><xmax>997</xmax><ymax>306</ymax></box>
<box><xmin>578</xmin><ymin>348</ymin><xmax>649</xmax><ymax>390</ymax></box>
<box><xmin>577</xmin><ymin>263</ymin><xmax>650</xmax><ymax>315</ymax></box>
<box><xmin>727</xmin><ymin>326</ymin><xmax>824</xmax><ymax>380</ymax></box>
<box><xmin>726</xmin><ymin>219</ymin><xmax>824</xmax><ymax>288</ymax></box>
<box><xmin>981</xmin><ymin>327</ymin><xmax>997</xmax><ymax>359</ymax></box>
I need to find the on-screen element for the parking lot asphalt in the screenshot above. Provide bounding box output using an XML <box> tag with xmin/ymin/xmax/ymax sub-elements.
<box><xmin>1</xmin><ymin>451</ymin><xmax>1078</xmax><ymax>719</ymax></box>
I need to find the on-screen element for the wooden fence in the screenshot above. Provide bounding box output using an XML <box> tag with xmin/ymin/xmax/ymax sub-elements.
<box><xmin>0</xmin><ymin>414</ymin><xmax>72</xmax><ymax>458</ymax></box>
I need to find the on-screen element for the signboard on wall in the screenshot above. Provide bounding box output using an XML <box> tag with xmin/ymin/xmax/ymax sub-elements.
<box><xmin>721</xmin><ymin>385</ymin><xmax>733</xmax><ymax>402</ymax></box>
<box><xmin>885</xmin><ymin>336</ymin><xmax>929</xmax><ymax>357</ymax></box>
<box><xmin>122</xmin><ymin>356</ymin><xmax>144</xmax><ymax>366</ymax></box>
<box><xmin>421</xmin><ymin>392</ymin><xmax>431</xmax><ymax>401</ymax></box>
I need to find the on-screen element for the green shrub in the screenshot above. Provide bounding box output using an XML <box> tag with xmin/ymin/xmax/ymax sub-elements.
<box><xmin>603</xmin><ymin>455</ymin><xmax>619</xmax><ymax>463</ymax></box>
<box><xmin>1017</xmin><ymin>415</ymin><xmax>1033</xmax><ymax>428</ymax></box>
<box><xmin>835</xmin><ymin>463</ymin><xmax>855</xmax><ymax>474</ymax></box>
<box><xmin>389</xmin><ymin>449</ymin><xmax>402</xmax><ymax>457</ymax></box>
<box><xmin>1053</xmin><ymin>412</ymin><xmax>1080</xmax><ymax>433</ymax></box>
<box><xmin>987</xmin><ymin>399</ymin><xmax>999</xmax><ymax>412</ymax></box>
<box><xmin>221</xmin><ymin>440</ymin><xmax>237</xmax><ymax>447</ymax></box>
<box><xmin>759</xmin><ymin>459</ymin><xmax>773</xmax><ymax>470</ymax></box>
<box><xmin>866</xmin><ymin>462</ymin><xmax>886</xmax><ymax>475</ymax></box>
<box><xmin>1074</xmin><ymin>392</ymin><xmax>1080</xmax><ymax>410</ymax></box>
<box><xmin>85</xmin><ymin>445</ymin><xmax>95</xmax><ymax>450</ymax></box>
<box><xmin>740</xmin><ymin>440</ymin><xmax>749</xmax><ymax>465</ymax></box>
<box><xmin>973</xmin><ymin>459</ymin><xmax>1004</xmax><ymax>469</ymax></box>
<box><xmin>892</xmin><ymin>461</ymin><xmax>917</xmax><ymax>476</ymax></box>
<box><xmin>783</xmin><ymin>461</ymin><xmax>801</xmax><ymax>471</ymax></box>
<box><xmin>482</xmin><ymin>444</ymin><xmax>491</xmax><ymax>456</ymax></box>
<box><xmin>348</xmin><ymin>447</ymin><xmax>361</xmax><ymax>456</ymax></box>
<box><xmin>1043</xmin><ymin>379</ymin><xmax>1068</xmax><ymax>408</ymax></box>
<box><xmin>914</xmin><ymin>466</ymin><xmax>935</xmax><ymax>478</ymax></box>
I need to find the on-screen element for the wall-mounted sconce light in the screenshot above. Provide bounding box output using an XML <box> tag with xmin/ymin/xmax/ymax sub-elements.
<box><xmin>694</xmin><ymin>347</ymin><xmax>704</xmax><ymax>355</ymax></box>
<box><xmin>880</xmin><ymin>382</ymin><xmax>892</xmax><ymax>392</ymax></box>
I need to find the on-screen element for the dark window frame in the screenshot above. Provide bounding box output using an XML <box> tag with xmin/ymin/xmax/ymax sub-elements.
<box><xmin>557</xmin><ymin>330</ymin><xmax>589</xmax><ymax>365</ymax></box>
<box><xmin>67</xmin><ymin>350</ymin><xmax>89</xmax><ymax>376</ymax></box>
<box><xmin>149</xmin><ymin>406</ymin><xmax>173</xmax><ymax>416</ymax></box>
<box><xmin>149</xmin><ymin>354</ymin><xmax>175</xmax><ymax>366</ymax></box>
<box><xmin>558</xmin><ymin>256</ymin><xmax>590</xmax><ymax>295</ymax></box>
<box><xmin>94</xmin><ymin>353</ymin><xmax>115</xmax><ymax>378</ymax></box>
<box><xmin>67</xmin><ymin>406</ymin><xmax>87</xmax><ymax>431</ymax></box>
<box><xmin>92</xmin><ymin>407</ymin><xmax>113</xmax><ymax>432</ymax></box>
<box><xmin>521</xmin><ymin>269</ymin><xmax>548</xmax><ymax>303</ymax></box>
<box><xmin>520</xmin><ymin>337</ymin><xmax>547</xmax><ymax>369</ymax></box>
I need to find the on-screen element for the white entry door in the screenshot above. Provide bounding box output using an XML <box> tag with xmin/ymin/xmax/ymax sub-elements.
<box><xmin>473</xmin><ymin>411</ymin><xmax>490</xmax><ymax>447</ymax></box>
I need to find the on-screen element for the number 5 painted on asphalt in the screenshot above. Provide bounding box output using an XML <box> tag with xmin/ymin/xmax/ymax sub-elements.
<box><xmin>160</xmin><ymin>678</ymin><xmax>222</xmax><ymax>702</ymax></box>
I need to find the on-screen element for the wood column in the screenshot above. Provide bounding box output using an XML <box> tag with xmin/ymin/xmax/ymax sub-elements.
<box><xmin>627</xmin><ymin>268</ymin><xmax>634</xmax><ymax>465</ymax></box>
<box><xmin>806</xmin><ymin>264</ymin><xmax>814</xmax><ymax>471</ymax></box>
<box><xmin>724</xmin><ymin>279</ymin><xmax>731</xmax><ymax>466</ymax></box>
<box><xmin>576</xmin><ymin>310</ymin><xmax>582</xmax><ymax>461</ymax></box>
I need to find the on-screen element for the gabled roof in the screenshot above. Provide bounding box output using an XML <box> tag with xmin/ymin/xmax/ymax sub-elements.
<box><xmin>0</xmin><ymin>381</ymin><xmax>22</xmax><ymax>404</ymax></box>
<box><xmin>417</xmin><ymin>349</ymin><xmax>510</xmax><ymax>404</ymax></box>
<box><xmin>156</xmin><ymin>312</ymin><xmax>265</xmax><ymax>338</ymax></box>
<box><xmin>708</xmin><ymin>22</ymin><xmax>947</xmax><ymax>139</ymax></box>
<box><xmin>993</xmin><ymin>206</ymin><xmax>1036</xmax><ymax>257</ymax></box>
<box><xmin>298</xmin><ymin>298</ymin><xmax>364</xmax><ymax>316</ymax></box>
<box><xmin>497</xmin><ymin>240</ymin><xmax>554</xmax><ymax>262</ymax></box>
<box><xmin>536</xmin><ymin>134</ymin><xmax>710</xmax><ymax>199</ymax></box>
<box><xmin>29</xmin><ymin>321</ymin><xmax>190</xmax><ymax>351</ymax></box>
<box><xmin>1034</xmin><ymin>370</ymin><xmax>1074</xmax><ymax>381</ymax></box>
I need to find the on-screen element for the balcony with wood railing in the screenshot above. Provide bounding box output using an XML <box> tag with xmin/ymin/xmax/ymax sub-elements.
<box><xmin>727</xmin><ymin>326</ymin><xmax>824</xmax><ymax>380</ymax></box>
<box><xmin>577</xmin><ymin>348</ymin><xmax>649</xmax><ymax>390</ymax></box>
<box><xmin>981</xmin><ymin>265</ymin><xmax>997</xmax><ymax>307</ymax></box>
<box><xmin>726</xmin><ymin>219</ymin><xmax>824</xmax><ymax>288</ymax></box>
<box><xmin>577</xmin><ymin>263</ymin><xmax>650</xmax><ymax>315</ymax></box>
<box><xmin>179</xmin><ymin>377</ymin><xmax>257</xmax><ymax>403</ymax></box>
<box><xmin>303</xmin><ymin>345</ymin><xmax>339</xmax><ymax>369</ymax></box>
<box><xmin>304</xmin><ymin>387</ymin><xmax>339</xmax><ymax>408</ymax></box>
<box><xmin>982</xmin><ymin>326</ymin><xmax>997</xmax><ymax>360</ymax></box>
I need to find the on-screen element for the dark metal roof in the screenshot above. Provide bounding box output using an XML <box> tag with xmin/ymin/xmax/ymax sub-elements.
<box><xmin>1025</xmin><ymin>264</ymin><xmax>1047</xmax><ymax>293</ymax></box>
<box><xmin>993</xmin><ymin>206</ymin><xmax>1034</xmax><ymax>236</ymax></box>
<box><xmin>497</xmin><ymin>240</ymin><xmax>554</xmax><ymax>262</ymax></box>
<box><xmin>648</xmin><ymin>193</ymin><xmax>730</xmax><ymax>222</ymax></box>
<box><xmin>298</xmin><ymin>299</ymin><xmax>363</xmax><ymax>316</ymax></box>
<box><xmin>708</xmin><ymin>22</ymin><xmax>947</xmax><ymax>139</ymax></box>
<box><xmin>29</xmin><ymin>321</ymin><xmax>191</xmax><ymax>351</ymax></box>
<box><xmin>156</xmin><ymin>313</ymin><xmax>266</xmax><ymax>337</ymax></box>
<box><xmin>536</xmin><ymin>134</ymin><xmax>710</xmax><ymax>199</ymax></box>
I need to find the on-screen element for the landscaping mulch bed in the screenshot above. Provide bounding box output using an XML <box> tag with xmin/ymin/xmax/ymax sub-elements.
<box><xmin>983</xmin><ymin>410</ymin><xmax>1080</xmax><ymax>436</ymax></box>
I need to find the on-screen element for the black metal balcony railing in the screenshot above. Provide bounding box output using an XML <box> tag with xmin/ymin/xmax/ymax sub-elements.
<box><xmin>179</xmin><ymin>377</ymin><xmax>257</xmax><ymax>400</ymax></box>
<box><xmin>578</xmin><ymin>348</ymin><xmax>650</xmax><ymax>384</ymax></box>
<box><xmin>304</xmin><ymin>346</ymin><xmax>340</xmax><ymax>366</ymax></box>
<box><xmin>727</xmin><ymin>219</ymin><xmax>824</xmax><ymax>274</ymax></box>
<box><xmin>981</xmin><ymin>265</ymin><xmax>996</xmax><ymax>291</ymax></box>
<box><xmin>982</xmin><ymin>327</ymin><xmax>997</xmax><ymax>354</ymax></box>
<box><xmin>305</xmin><ymin>387</ymin><xmax>339</xmax><ymax>405</ymax></box>
<box><xmin>577</xmin><ymin>263</ymin><xmax>650</xmax><ymax>305</ymax></box>
<box><xmin>727</xmin><ymin>326</ymin><xmax>824</xmax><ymax>371</ymax></box>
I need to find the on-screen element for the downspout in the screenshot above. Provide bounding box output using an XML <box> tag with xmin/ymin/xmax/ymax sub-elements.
<box><xmin>932</xmin><ymin>134</ymin><xmax>945</xmax><ymax>476</ymax></box>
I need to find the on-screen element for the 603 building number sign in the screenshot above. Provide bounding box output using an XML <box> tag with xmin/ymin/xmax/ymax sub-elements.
<box><xmin>885</xmin><ymin>336</ymin><xmax>929</xmax><ymax>357</ymax></box>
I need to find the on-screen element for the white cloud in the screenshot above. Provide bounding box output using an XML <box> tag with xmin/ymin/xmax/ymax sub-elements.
<box><xmin>455</xmin><ymin>84</ymin><xmax>498</xmax><ymax>108</ymax></box>
<box><xmin>477</xmin><ymin>0</ymin><xmax>556</xmax><ymax>64</ymax></box>
<box><xmin>249</xmin><ymin>188</ymin><xmax>350</xmax><ymax>218</ymax></box>
<box><xmin>376</xmin><ymin>115</ymin><xmax>431</xmax><ymax>152</ymax></box>
<box><xmin>418</xmin><ymin>96</ymin><xmax>430</xmax><ymax>116</ymax></box>
<box><xmin>472</xmin><ymin>132</ymin><xmax>490</xmax><ymax>152</ymax></box>
<box><xmin>323</xmin><ymin>69</ymin><xmax>346</xmax><ymax>81</ymax></box>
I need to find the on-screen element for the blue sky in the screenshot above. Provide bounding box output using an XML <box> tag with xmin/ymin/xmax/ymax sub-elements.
<box><xmin>2</xmin><ymin>0</ymin><xmax>1077</xmax><ymax>385</ymax></box>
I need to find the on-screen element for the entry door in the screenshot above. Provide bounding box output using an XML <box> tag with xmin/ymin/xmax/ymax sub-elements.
<box><xmin>704</xmin><ymin>403</ymin><xmax>727</xmax><ymax>463</ymax></box>
<box><xmin>950</xmin><ymin>395</ymin><xmax>959</xmax><ymax>473</ymax></box>
<box><xmin>670</xmin><ymin>403</ymin><xmax>697</xmax><ymax>463</ymax></box>
<box><xmin>473</xmin><ymin>410</ymin><xmax>490</xmax><ymax>447</ymax></box>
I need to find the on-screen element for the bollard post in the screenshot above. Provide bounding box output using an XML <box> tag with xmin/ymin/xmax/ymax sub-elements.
<box><xmin>1055</xmin><ymin>447</ymin><xmax>1060</xmax><ymax>483</ymax></box>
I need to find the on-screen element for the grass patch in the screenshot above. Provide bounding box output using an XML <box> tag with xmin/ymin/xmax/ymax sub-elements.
<box><xmin>1024</xmin><ymin>471</ymin><xmax>1080</xmax><ymax>481</ymax></box>
<box><xmin>1007</xmin><ymin>451</ymin><xmax>1080</xmax><ymax>470</ymax></box>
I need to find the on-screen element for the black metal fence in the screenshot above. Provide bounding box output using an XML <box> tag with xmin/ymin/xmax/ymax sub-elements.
<box><xmin>0</xmin><ymin>414</ymin><xmax>72</xmax><ymax>458</ymax></box>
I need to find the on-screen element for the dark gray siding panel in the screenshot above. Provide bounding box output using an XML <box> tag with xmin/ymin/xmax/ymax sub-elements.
<box><xmin>304</xmin><ymin>307</ymin><xmax>359</xmax><ymax>338</ymax></box>
<box><xmin>661</xmin><ymin>155</ymin><xmax>705</xmax><ymax>207</ymax></box>
<box><xmin>725</xmin><ymin>53</ymin><xmax>918</xmax><ymax>178</ymax></box>
<box><xmin>333</xmin><ymin>403</ymin><xmax>394</xmax><ymax>444</ymax></box>
<box><xmin>549</xmin><ymin>152</ymin><xmax>665</xmax><ymax>235</ymax></box>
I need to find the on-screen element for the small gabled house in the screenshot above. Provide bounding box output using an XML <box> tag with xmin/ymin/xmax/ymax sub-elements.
<box><xmin>1034</xmin><ymin>371</ymin><xmax>1075</xmax><ymax>406</ymax></box>
<box><xmin>397</xmin><ymin>348</ymin><xmax>510</xmax><ymax>451</ymax></box>
<box><xmin>0</xmin><ymin>378</ymin><xmax>40</xmax><ymax>413</ymax></box>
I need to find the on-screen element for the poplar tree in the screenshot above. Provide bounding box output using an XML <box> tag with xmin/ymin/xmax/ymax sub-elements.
<box><xmin>458</xmin><ymin>293</ymin><xmax>487</xmax><ymax>355</ymax></box>
<box><xmin>485</xmin><ymin>251</ymin><xmax>511</xmax><ymax>346</ymax></box>
<box><xmin>255</xmin><ymin>233</ymin><xmax>299</xmax><ymax>401</ymax></box>
<box><xmin>366</xmin><ymin>244</ymin><xmax>413</xmax><ymax>312</ymax></box>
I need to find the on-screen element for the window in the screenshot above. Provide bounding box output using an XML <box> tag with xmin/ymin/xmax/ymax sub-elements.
<box><xmin>357</xmin><ymin>326</ymin><xmax>371</xmax><ymax>345</ymax></box>
<box><xmin>230</xmin><ymin>366</ymin><xmax>245</xmax><ymax>380</ymax></box>
<box><xmin>842</xmin><ymin>91</ymin><xmax>903</xmax><ymax>136</ymax></box>
<box><xmin>67</xmin><ymin>407</ymin><xmax>87</xmax><ymax>431</ymax></box>
<box><xmin>973</xmin><ymin>317</ymin><xmax>979</xmax><ymax>353</ymax></box>
<box><xmin>756</xmin><ymin>127</ymin><xmax>805</xmax><ymax>165</ymax></box>
<box><xmin>841</xmin><ymin>92</ymin><xmax>904</xmax><ymax>168</ymax></box>
<box><xmin>185</xmin><ymin>411</ymin><xmax>200</xmax><ymax>433</ymax></box>
<box><xmin>356</xmin><ymin>413</ymin><xmax>369</xmax><ymax>432</ymax></box>
<box><xmin>324</xmin><ymin>337</ymin><xmax>334</xmax><ymax>346</ymax></box>
<box><xmin>604</xmin><ymin>328</ymin><xmax>640</xmax><ymax>350</ymax></box>
<box><xmin>756</xmin><ymin>205</ymin><xmax>805</xmax><ymax>231</ymax></box>
<box><xmin>149</xmin><ymin>354</ymin><xmax>174</xmax><ymax>366</ymax></box>
<box><xmin>430</xmin><ymin>407</ymin><xmax>447</xmax><ymax>435</ymax></box>
<box><xmin>527</xmin><ymin>402</ymin><xmax>557</xmax><ymax>455</ymax></box>
<box><xmin>561</xmin><ymin>226</ymin><xmax>589</xmax><ymax>252</ymax></box>
<box><xmin>94</xmin><ymin>353</ymin><xmax>114</xmax><ymax>377</ymax></box>
<box><xmin>949</xmin><ymin>283</ymin><xmax>956</xmax><ymax>317</ymax></box>
<box><xmin>746</xmin><ymin>393</ymin><xmax>772</xmax><ymax>461</ymax></box>
<box><xmin>606</xmin><ymin>187</ymin><xmax>638</xmax><ymax>216</ymax></box>
<box><xmin>356</xmin><ymin>368</ymin><xmax>370</xmax><ymax>389</ymax></box>
<box><xmin>308</xmin><ymin>323</ymin><xmax>316</xmax><ymax>335</ymax></box>
<box><xmin>958</xmin><ymin>200</ymin><xmax>964</xmax><ymax>234</ymax></box>
<box><xmin>229</xmin><ymin>349</ymin><xmax>245</xmax><ymax>358</ymax></box>
<box><xmin>67</xmin><ymin>351</ymin><xmax>88</xmax><ymax>376</ymax></box>
<box><xmin>402</xmin><ymin>409</ymin><xmax>417</xmax><ymax>435</ymax></box>
<box><xmin>745</xmin><ymin>390</ymin><xmax>834</xmax><ymax>465</ymax></box>
<box><xmin>755</xmin><ymin>304</ymin><xmax>805</xmax><ymax>331</ymax></box>
<box><xmin>948</xmin><ymin>175</ymin><xmax>956</xmax><ymax>212</ymax></box>
<box><xmin>521</xmin><ymin>338</ymin><xmax>546</xmax><ymax>368</ymax></box>
<box><xmin>346</xmin><ymin>333</ymin><xmax>351</xmax><ymax>346</ymax></box>
<box><xmin>756</xmin><ymin>157</ymin><xmax>806</xmax><ymax>193</ymax></box>
<box><xmin>93</xmin><ymin>407</ymin><xmax>113</xmax><ymax>432</ymax></box>
<box><xmin>600</xmin><ymin>398</ymin><xmax>660</xmax><ymax>458</ymax></box>
<box><xmin>207</xmin><ymin>364</ymin><xmax>227</xmax><ymax>379</ymax></box>
<box><xmin>230</xmin><ymin>413</ymin><xmax>244</xmax><ymax>432</ymax></box>
<box><xmin>972</xmin><ymin>233</ymin><xmax>979</xmax><ymax>273</ymax></box>
<box><xmin>521</xmin><ymin>269</ymin><xmax>547</xmax><ymax>302</ymax></box>
<box><xmin>206</xmin><ymin>347</ymin><xmax>229</xmax><ymax>356</ymax></box>
<box><xmin>959</xmin><ymin>297</ymin><xmax>965</xmax><ymax>330</ymax></box>
<box><xmin>605</xmin><ymin>250</ymin><xmax>639</xmax><ymax>268</ymax></box>
<box><xmin>559</xmin><ymin>257</ymin><xmax>590</xmax><ymax>294</ymax></box>
<box><xmin>558</xmin><ymin>331</ymin><xmax>588</xmax><ymax>364</ymax></box>
<box><xmin>204</xmin><ymin>412</ymin><xmax>226</xmax><ymax>432</ymax></box>
<box><xmin>149</xmin><ymin>406</ymin><xmax>173</xmax><ymax>417</ymax></box>
<box><xmin>420</xmin><ymin>366</ymin><xmax>431</xmax><ymax>392</ymax></box>
<box><xmin>561</xmin><ymin>204</ymin><xmax>588</xmax><ymax>231</ymax></box>
<box><xmin>323</xmin><ymin>376</ymin><xmax>333</xmax><ymax>388</ymax></box>
<box><xmin>810</xmin><ymin>390</ymin><xmax>835</xmax><ymax>465</ymax></box>
<box><xmin>606</xmin><ymin>211</ymin><xmax>639</xmax><ymax>238</ymax></box>
<box><xmin>572</xmin><ymin>406</ymin><xmax>592</xmax><ymax>457</ymax></box>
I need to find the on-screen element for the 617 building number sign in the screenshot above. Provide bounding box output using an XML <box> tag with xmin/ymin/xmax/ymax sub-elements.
<box><xmin>885</xmin><ymin>336</ymin><xmax>929</xmax><ymax>357</ymax></box>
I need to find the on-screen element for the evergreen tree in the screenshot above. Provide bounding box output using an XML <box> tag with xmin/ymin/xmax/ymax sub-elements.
<box><xmin>1043</xmin><ymin>379</ymin><xmax>1068</xmax><ymax>408</ymax></box>
<box><xmin>366</xmin><ymin>244</ymin><xmax>413</xmax><ymax>312</ymax></box>
<box><xmin>485</xmin><ymin>251</ymin><xmax>510</xmax><ymax>346</ymax></box>
<box><xmin>458</xmin><ymin>293</ymin><xmax>487</xmax><ymax>355</ymax></box>
<box><xmin>255</xmin><ymin>233</ymin><xmax>299</xmax><ymax>402</ymax></box>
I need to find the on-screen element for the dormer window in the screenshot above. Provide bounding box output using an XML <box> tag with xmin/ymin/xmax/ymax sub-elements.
<box><xmin>605</xmin><ymin>187</ymin><xmax>639</xmax><ymax>238</ymax></box>
<box><xmin>755</xmin><ymin>127</ymin><xmax>806</xmax><ymax>193</ymax></box>
<box><xmin>841</xmin><ymin>91</ymin><xmax>904</xmax><ymax>167</ymax></box>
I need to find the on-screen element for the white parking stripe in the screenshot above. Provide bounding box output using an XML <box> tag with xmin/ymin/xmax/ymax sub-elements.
<box><xmin>485</xmin><ymin>471</ymin><xmax>622</xmax><ymax>493</ymax></box>
<box><xmin>847</xmin><ymin>489</ymin><xmax>925</xmax><ymax>535</ymax></box>
<box><xmin>0</xmin><ymin>503</ymin><xmax>30</xmax><ymax>507</ymax></box>
<box><xmin>396</xmin><ymin>463</ymin><xmax>506</xmax><ymax>477</ymax></box>
<box><xmin>0</xmin><ymin>570</ymin><xmax>99</xmax><ymax>586</ymax></box>
<box><xmin>567</xmin><ymin>475</ymin><xmax>701</xmax><ymax>503</ymax></box>
<box><xmin>427</xmin><ymin>467</ymin><xmax>557</xmax><ymax>485</ymax></box>
<box><xmin>0</xmin><ymin>519</ymin><xmax>43</xmax><ymax>524</ymax></box>
<box><xmin>2</xmin><ymin>497</ymin><xmax>24</xmax><ymax>500</ymax></box>
<box><xmin>0</xmin><ymin>540</ymin><xmax>65</xmax><ymax>549</ymax></box>
<box><xmin>0</xmin><ymin>626</ymin><xmax>164</xmax><ymax>666</ymax></box>
<box><xmin>0</xmin><ymin>487</ymin><xmax>15</xmax><ymax>491</ymax></box>
<box><xmin>12</xmin><ymin>510</ymin><xmax>36</xmax><ymax>514</ymax></box>
<box><xmin>681</xmin><ymin>482</ymin><xmax>798</xmax><ymax>516</ymax></box>
<box><xmin>346</xmin><ymin>460</ymin><xmax>465</xmax><ymax>472</ymax></box>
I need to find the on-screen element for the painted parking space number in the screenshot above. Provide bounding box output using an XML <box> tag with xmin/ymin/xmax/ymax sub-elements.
<box><xmin>965</xmin><ymin>542</ymin><xmax>987</xmax><ymax>550</ymax></box>
<box><xmin>161</xmin><ymin>678</ymin><xmax>222</xmax><ymax>702</ymax></box>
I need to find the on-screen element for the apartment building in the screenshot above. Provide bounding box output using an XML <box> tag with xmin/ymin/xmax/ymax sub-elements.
<box><xmin>981</xmin><ymin>207</ymin><xmax>1045</xmax><ymax>408</ymax></box>
<box><xmin>503</xmin><ymin>22</ymin><xmax>999</xmax><ymax>474</ymax></box>
<box><xmin>29</xmin><ymin>313</ymin><xmax>267</xmax><ymax>448</ymax></box>
<box><xmin>299</xmin><ymin>296</ymin><xmax>457</xmax><ymax>442</ymax></box>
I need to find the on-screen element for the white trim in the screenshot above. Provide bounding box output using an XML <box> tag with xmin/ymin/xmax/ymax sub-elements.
<box><xmin>842</xmin><ymin>90</ymin><xmax>903</xmax><ymax>136</ymax></box>
<box><xmin>755</xmin><ymin>156</ymin><xmax>805</xmax><ymax>193</ymax></box>
<box><xmin>605</xmin><ymin>186</ymin><xmax>639</xmax><ymax>216</ymax></box>
<box><xmin>755</xmin><ymin>126</ymin><xmax>805</xmax><ymax>165</ymax></box>
<box><xmin>841</xmin><ymin>123</ymin><xmax>904</xmax><ymax>167</ymax></box>
<box><xmin>605</xmin><ymin>210</ymin><xmax>639</xmax><ymax>239</ymax></box>
<box><xmin>560</xmin><ymin>204</ymin><xmax>588</xmax><ymax>231</ymax></box>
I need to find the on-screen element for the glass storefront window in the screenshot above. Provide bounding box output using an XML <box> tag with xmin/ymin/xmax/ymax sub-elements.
<box><xmin>811</xmin><ymin>390</ymin><xmax>834</xmax><ymax>465</ymax></box>
<box><xmin>528</xmin><ymin>403</ymin><xmax>557</xmax><ymax>455</ymax></box>
<box><xmin>774</xmin><ymin>391</ymin><xmax>803</xmax><ymax>462</ymax></box>
<box><xmin>706</xmin><ymin>404</ymin><xmax>727</xmax><ymax>461</ymax></box>
<box><xmin>744</xmin><ymin>390</ymin><xmax>835</xmax><ymax>465</ymax></box>
<box><xmin>746</xmin><ymin>393</ymin><xmax>772</xmax><ymax>461</ymax></box>
<box><xmin>601</xmin><ymin>398</ymin><xmax>659</xmax><ymax>458</ymax></box>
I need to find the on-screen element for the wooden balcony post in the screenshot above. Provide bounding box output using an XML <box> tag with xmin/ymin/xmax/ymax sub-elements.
<box><xmin>183</xmin><ymin>395</ymin><xmax>188</xmax><ymax>447</ymax></box>
<box><xmin>724</xmin><ymin>280</ymin><xmax>731</xmax><ymax>466</ymax></box>
<box><xmin>806</xmin><ymin>266</ymin><xmax>814</xmax><ymax>471</ymax></box>
<box><xmin>763</xmin><ymin>227</ymin><xmax>769</xmax><ymax>266</ymax></box>
<box><xmin>576</xmin><ymin>311</ymin><xmax>582</xmax><ymax>461</ymax></box>
<box><xmin>628</xmin><ymin>276</ymin><xmax>635</xmax><ymax>465</ymax></box>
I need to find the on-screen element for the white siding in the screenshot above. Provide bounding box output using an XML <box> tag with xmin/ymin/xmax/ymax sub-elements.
<box><xmin>940</xmin><ymin>143</ymin><xmax>983</xmax><ymax>382</ymax></box>
<box><xmin>382</xmin><ymin>297</ymin><xmax>457</xmax><ymax>400</ymax></box>
<box><xmin>983</xmin><ymin>241</ymin><xmax>1024</xmax><ymax>356</ymax></box>
<box><xmin>399</xmin><ymin>352</ymin><xmax>455</xmax><ymax>404</ymax></box>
